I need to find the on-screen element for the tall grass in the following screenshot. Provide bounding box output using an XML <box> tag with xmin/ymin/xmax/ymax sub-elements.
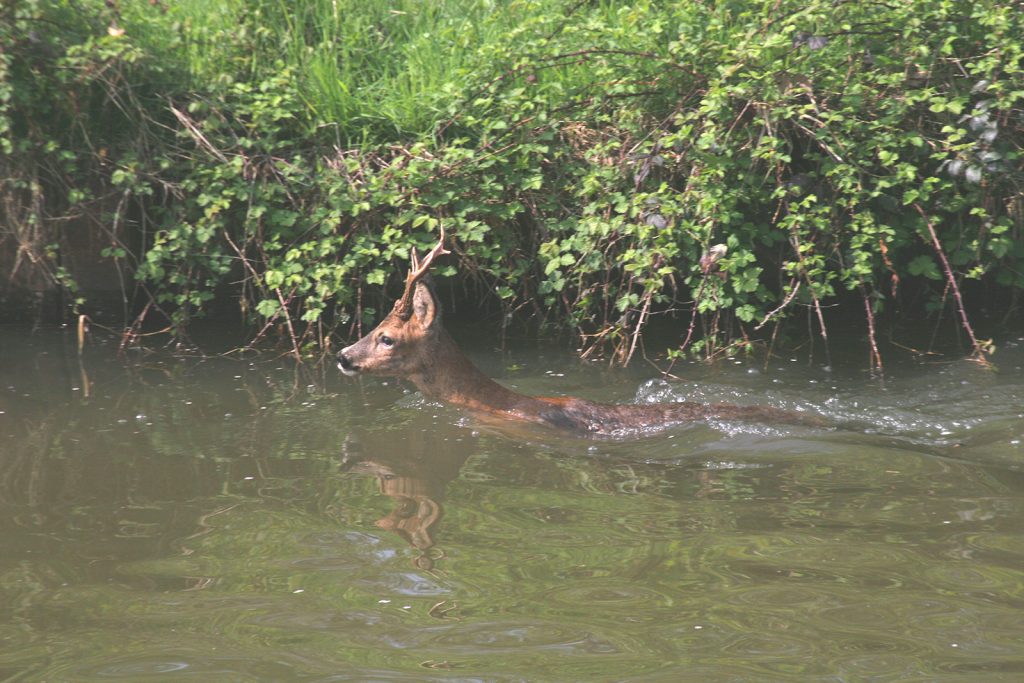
<box><xmin>124</xmin><ymin>0</ymin><xmax>560</xmax><ymax>144</ymax></box>
<box><xmin>122</xmin><ymin>0</ymin><xmax>658</xmax><ymax>145</ymax></box>
<box><xmin>282</xmin><ymin>0</ymin><xmax>502</xmax><ymax>139</ymax></box>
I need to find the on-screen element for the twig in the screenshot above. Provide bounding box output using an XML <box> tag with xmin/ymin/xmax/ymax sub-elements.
<box><xmin>169</xmin><ymin>104</ymin><xmax>229</xmax><ymax>163</ymax></box>
<box><xmin>275</xmin><ymin>287</ymin><xmax>302</xmax><ymax>362</ymax></box>
<box><xmin>677</xmin><ymin>244</ymin><xmax>727</xmax><ymax>358</ymax></box>
<box><xmin>810</xmin><ymin>288</ymin><xmax>831</xmax><ymax>368</ymax></box>
<box><xmin>913</xmin><ymin>203</ymin><xmax>991</xmax><ymax>365</ymax></box>
<box><xmin>77</xmin><ymin>314</ymin><xmax>89</xmax><ymax>355</ymax></box>
<box><xmin>755</xmin><ymin>279</ymin><xmax>800</xmax><ymax>330</ymax></box>
<box><xmin>860</xmin><ymin>284</ymin><xmax>884</xmax><ymax>378</ymax></box>
<box><xmin>623</xmin><ymin>288</ymin><xmax>653</xmax><ymax>366</ymax></box>
<box><xmin>786</xmin><ymin>230</ymin><xmax>832</xmax><ymax>367</ymax></box>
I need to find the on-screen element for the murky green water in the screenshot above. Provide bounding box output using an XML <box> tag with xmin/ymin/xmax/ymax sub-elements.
<box><xmin>2</xmin><ymin>325</ymin><xmax>1023</xmax><ymax>682</ymax></box>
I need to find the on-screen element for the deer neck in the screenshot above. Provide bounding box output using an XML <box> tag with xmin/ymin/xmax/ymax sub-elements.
<box><xmin>406</xmin><ymin>329</ymin><xmax>533</xmax><ymax>416</ymax></box>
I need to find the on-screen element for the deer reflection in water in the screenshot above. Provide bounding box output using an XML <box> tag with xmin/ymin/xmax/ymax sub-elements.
<box><xmin>341</xmin><ymin>426</ymin><xmax>472</xmax><ymax>571</ymax></box>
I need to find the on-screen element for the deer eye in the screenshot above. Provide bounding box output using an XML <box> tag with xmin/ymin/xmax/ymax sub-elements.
<box><xmin>378</xmin><ymin>334</ymin><xmax>394</xmax><ymax>347</ymax></box>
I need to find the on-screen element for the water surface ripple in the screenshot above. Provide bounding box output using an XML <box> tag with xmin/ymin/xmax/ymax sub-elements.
<box><xmin>1</xmin><ymin>328</ymin><xmax>1022</xmax><ymax>681</ymax></box>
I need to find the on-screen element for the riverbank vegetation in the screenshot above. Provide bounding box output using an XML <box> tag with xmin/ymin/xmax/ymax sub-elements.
<box><xmin>2</xmin><ymin>0</ymin><xmax>1021</xmax><ymax>369</ymax></box>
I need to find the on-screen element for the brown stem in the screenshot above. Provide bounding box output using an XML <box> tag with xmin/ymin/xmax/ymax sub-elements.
<box><xmin>679</xmin><ymin>249</ymin><xmax>721</xmax><ymax>357</ymax></box>
<box><xmin>860</xmin><ymin>284</ymin><xmax>884</xmax><ymax>378</ymax></box>
<box><xmin>117</xmin><ymin>300</ymin><xmax>152</xmax><ymax>355</ymax></box>
<box><xmin>623</xmin><ymin>288</ymin><xmax>653</xmax><ymax>366</ymax></box>
<box><xmin>810</xmin><ymin>289</ymin><xmax>832</xmax><ymax>369</ymax></box>
<box><xmin>787</xmin><ymin>228</ymin><xmax>832</xmax><ymax>366</ymax></box>
<box><xmin>275</xmin><ymin>288</ymin><xmax>302</xmax><ymax>362</ymax></box>
<box><xmin>755</xmin><ymin>279</ymin><xmax>800</xmax><ymax>330</ymax></box>
<box><xmin>913</xmin><ymin>203</ymin><xmax>991</xmax><ymax>365</ymax></box>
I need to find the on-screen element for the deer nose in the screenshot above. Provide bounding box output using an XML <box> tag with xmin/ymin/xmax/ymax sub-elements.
<box><xmin>337</xmin><ymin>349</ymin><xmax>359</xmax><ymax>375</ymax></box>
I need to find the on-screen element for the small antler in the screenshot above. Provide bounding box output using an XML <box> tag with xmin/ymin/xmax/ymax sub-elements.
<box><xmin>393</xmin><ymin>225</ymin><xmax>450</xmax><ymax>320</ymax></box>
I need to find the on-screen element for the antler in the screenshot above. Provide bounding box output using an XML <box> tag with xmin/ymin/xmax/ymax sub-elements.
<box><xmin>393</xmin><ymin>225</ymin><xmax>450</xmax><ymax>320</ymax></box>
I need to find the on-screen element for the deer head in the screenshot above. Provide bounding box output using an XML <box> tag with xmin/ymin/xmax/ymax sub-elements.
<box><xmin>337</xmin><ymin>230</ymin><xmax>450</xmax><ymax>378</ymax></box>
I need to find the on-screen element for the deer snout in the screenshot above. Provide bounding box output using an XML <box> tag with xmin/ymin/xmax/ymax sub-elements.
<box><xmin>337</xmin><ymin>348</ymin><xmax>360</xmax><ymax>376</ymax></box>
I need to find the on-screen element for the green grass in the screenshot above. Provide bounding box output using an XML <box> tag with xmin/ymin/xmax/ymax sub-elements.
<box><xmin>122</xmin><ymin>0</ymin><xmax>547</xmax><ymax>143</ymax></box>
<box><xmin>121</xmin><ymin>0</ymin><xmax>664</xmax><ymax>145</ymax></box>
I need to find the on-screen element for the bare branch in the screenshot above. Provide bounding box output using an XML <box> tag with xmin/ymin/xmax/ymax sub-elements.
<box><xmin>913</xmin><ymin>203</ymin><xmax>992</xmax><ymax>365</ymax></box>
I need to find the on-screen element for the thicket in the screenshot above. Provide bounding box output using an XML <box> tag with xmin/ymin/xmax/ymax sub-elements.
<box><xmin>2</xmin><ymin>0</ymin><xmax>1022</xmax><ymax>369</ymax></box>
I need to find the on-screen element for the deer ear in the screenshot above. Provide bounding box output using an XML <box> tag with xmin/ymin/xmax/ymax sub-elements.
<box><xmin>411</xmin><ymin>279</ymin><xmax>440</xmax><ymax>330</ymax></box>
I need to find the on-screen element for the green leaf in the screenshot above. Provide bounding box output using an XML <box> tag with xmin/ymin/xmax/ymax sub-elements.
<box><xmin>255</xmin><ymin>299</ymin><xmax>280</xmax><ymax>318</ymax></box>
<box><xmin>265</xmin><ymin>270</ymin><xmax>285</xmax><ymax>288</ymax></box>
<box><xmin>907</xmin><ymin>255</ymin><xmax>941</xmax><ymax>280</ymax></box>
<box><xmin>735</xmin><ymin>304</ymin><xmax>757</xmax><ymax>322</ymax></box>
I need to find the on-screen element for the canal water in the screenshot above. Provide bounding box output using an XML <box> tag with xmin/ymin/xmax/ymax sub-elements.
<box><xmin>1</xmin><ymin>325</ymin><xmax>1022</xmax><ymax>681</ymax></box>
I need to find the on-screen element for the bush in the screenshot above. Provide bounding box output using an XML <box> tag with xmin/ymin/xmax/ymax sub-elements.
<box><xmin>2</xmin><ymin>0</ymin><xmax>1021</xmax><ymax>367</ymax></box>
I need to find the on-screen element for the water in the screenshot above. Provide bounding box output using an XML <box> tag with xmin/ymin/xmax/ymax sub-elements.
<box><xmin>1</xmin><ymin>325</ymin><xmax>1023</xmax><ymax>682</ymax></box>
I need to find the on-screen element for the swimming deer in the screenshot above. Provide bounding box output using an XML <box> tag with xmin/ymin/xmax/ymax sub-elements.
<box><xmin>337</xmin><ymin>232</ymin><xmax>823</xmax><ymax>437</ymax></box>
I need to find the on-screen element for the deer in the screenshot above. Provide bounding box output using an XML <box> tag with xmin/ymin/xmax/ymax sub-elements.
<box><xmin>337</xmin><ymin>231</ymin><xmax>824</xmax><ymax>437</ymax></box>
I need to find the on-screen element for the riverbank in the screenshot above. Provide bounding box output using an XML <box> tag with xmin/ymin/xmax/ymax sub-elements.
<box><xmin>3</xmin><ymin>0</ymin><xmax>1021</xmax><ymax>368</ymax></box>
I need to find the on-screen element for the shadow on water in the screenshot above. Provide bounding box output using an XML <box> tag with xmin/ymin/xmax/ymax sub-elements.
<box><xmin>1</xmin><ymin>325</ymin><xmax>1023</xmax><ymax>681</ymax></box>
